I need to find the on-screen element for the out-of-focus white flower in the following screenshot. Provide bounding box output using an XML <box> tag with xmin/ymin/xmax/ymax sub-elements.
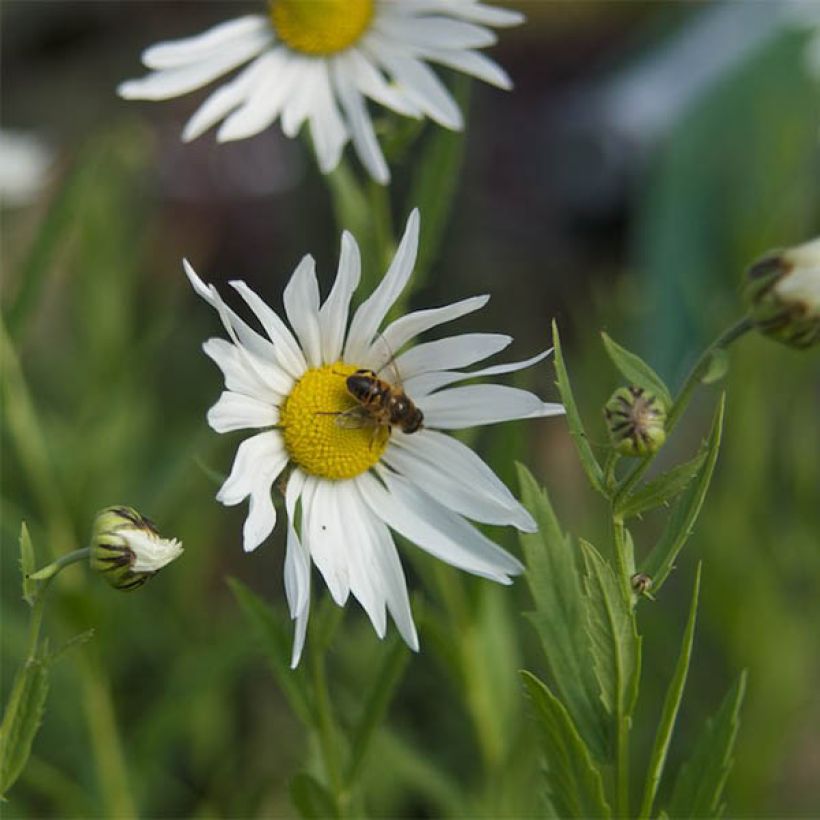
<box><xmin>0</xmin><ymin>129</ymin><xmax>53</xmax><ymax>208</ymax></box>
<box><xmin>118</xmin><ymin>0</ymin><xmax>522</xmax><ymax>183</ymax></box>
<box><xmin>186</xmin><ymin>208</ymin><xmax>562</xmax><ymax>665</ymax></box>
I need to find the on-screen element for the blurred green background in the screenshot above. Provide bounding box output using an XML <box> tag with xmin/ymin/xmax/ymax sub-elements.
<box><xmin>2</xmin><ymin>2</ymin><xmax>819</xmax><ymax>817</ymax></box>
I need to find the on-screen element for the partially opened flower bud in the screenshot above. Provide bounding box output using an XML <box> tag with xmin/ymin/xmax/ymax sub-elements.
<box><xmin>604</xmin><ymin>386</ymin><xmax>667</xmax><ymax>457</ymax></box>
<box><xmin>90</xmin><ymin>506</ymin><xmax>183</xmax><ymax>591</ymax></box>
<box><xmin>745</xmin><ymin>238</ymin><xmax>820</xmax><ymax>349</ymax></box>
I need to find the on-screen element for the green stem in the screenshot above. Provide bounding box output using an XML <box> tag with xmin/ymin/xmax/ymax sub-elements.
<box><xmin>617</xmin><ymin>714</ymin><xmax>630</xmax><ymax>818</ymax></box>
<box><xmin>611</xmin><ymin>520</ymin><xmax>633</xmax><ymax>606</ymax></box>
<box><xmin>613</xmin><ymin>316</ymin><xmax>752</xmax><ymax>506</ymax></box>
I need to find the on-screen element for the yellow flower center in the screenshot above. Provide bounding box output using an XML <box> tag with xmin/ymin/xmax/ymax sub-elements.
<box><xmin>269</xmin><ymin>0</ymin><xmax>375</xmax><ymax>56</ymax></box>
<box><xmin>281</xmin><ymin>362</ymin><xmax>388</xmax><ymax>480</ymax></box>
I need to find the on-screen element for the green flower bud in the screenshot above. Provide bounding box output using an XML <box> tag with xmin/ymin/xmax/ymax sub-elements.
<box><xmin>604</xmin><ymin>386</ymin><xmax>667</xmax><ymax>457</ymax></box>
<box><xmin>745</xmin><ymin>238</ymin><xmax>820</xmax><ymax>349</ymax></box>
<box><xmin>90</xmin><ymin>506</ymin><xmax>182</xmax><ymax>591</ymax></box>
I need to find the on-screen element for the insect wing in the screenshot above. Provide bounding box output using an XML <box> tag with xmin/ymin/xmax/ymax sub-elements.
<box><xmin>334</xmin><ymin>406</ymin><xmax>376</xmax><ymax>430</ymax></box>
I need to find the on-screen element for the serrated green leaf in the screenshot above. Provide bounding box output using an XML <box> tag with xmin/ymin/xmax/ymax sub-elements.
<box><xmin>19</xmin><ymin>522</ymin><xmax>36</xmax><ymax>606</ymax></box>
<box><xmin>640</xmin><ymin>395</ymin><xmax>725</xmax><ymax>592</ymax></box>
<box><xmin>701</xmin><ymin>348</ymin><xmax>730</xmax><ymax>385</ymax></box>
<box><xmin>665</xmin><ymin>671</ymin><xmax>747</xmax><ymax>819</ymax></box>
<box><xmin>580</xmin><ymin>540</ymin><xmax>641</xmax><ymax>718</ymax></box>
<box><xmin>521</xmin><ymin>671</ymin><xmax>612</xmax><ymax>819</ymax></box>
<box><xmin>615</xmin><ymin>453</ymin><xmax>707</xmax><ymax>520</ymax></box>
<box><xmin>0</xmin><ymin>659</ymin><xmax>50</xmax><ymax>797</ymax></box>
<box><xmin>552</xmin><ymin>322</ymin><xmax>606</xmax><ymax>496</ymax></box>
<box><xmin>227</xmin><ymin>578</ymin><xmax>312</xmax><ymax>726</ymax></box>
<box><xmin>601</xmin><ymin>333</ymin><xmax>673</xmax><ymax>407</ymax></box>
<box><xmin>290</xmin><ymin>772</ymin><xmax>340</xmax><ymax>819</ymax></box>
<box><xmin>517</xmin><ymin>465</ymin><xmax>610</xmax><ymax>761</ymax></box>
<box><xmin>638</xmin><ymin>564</ymin><xmax>702</xmax><ymax>820</ymax></box>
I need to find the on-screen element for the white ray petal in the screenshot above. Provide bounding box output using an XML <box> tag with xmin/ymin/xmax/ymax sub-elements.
<box><xmin>202</xmin><ymin>338</ymin><xmax>287</xmax><ymax>403</ymax></box>
<box><xmin>420</xmin><ymin>384</ymin><xmax>564</xmax><ymax>429</ymax></box>
<box><xmin>207</xmin><ymin>390</ymin><xmax>280</xmax><ymax>433</ymax></box>
<box><xmin>283</xmin><ymin>255</ymin><xmax>323</xmax><ymax>368</ymax></box>
<box><xmin>375</xmin><ymin>17</ymin><xmax>497</xmax><ymax>50</ymax></box>
<box><xmin>284</xmin><ymin>469</ymin><xmax>311</xmax><ymax>667</ymax></box>
<box><xmin>380</xmin><ymin>1</ymin><xmax>524</xmax><ymax>28</ymax></box>
<box><xmin>395</xmin><ymin>333</ymin><xmax>511</xmax><ymax>380</ymax></box>
<box><xmin>344</xmin><ymin>209</ymin><xmax>420</xmax><ymax>362</ymax></box>
<box><xmin>403</xmin><ymin>347</ymin><xmax>552</xmax><ymax>398</ymax></box>
<box><xmin>421</xmin><ymin>47</ymin><xmax>512</xmax><ymax>90</ymax></box>
<box><xmin>281</xmin><ymin>57</ymin><xmax>321</xmax><ymax>137</ymax></box>
<box><xmin>302</xmin><ymin>478</ymin><xmax>350</xmax><ymax>606</ymax></box>
<box><xmin>308</xmin><ymin>61</ymin><xmax>349</xmax><ymax>174</ymax></box>
<box><xmin>118</xmin><ymin>31</ymin><xmax>271</xmax><ymax>100</ymax></box>
<box><xmin>319</xmin><ymin>231</ymin><xmax>362</xmax><ymax>364</ymax></box>
<box><xmin>228</xmin><ymin>280</ymin><xmax>307</xmax><ymax>380</ymax></box>
<box><xmin>341</xmin><ymin>48</ymin><xmax>421</xmax><ymax>118</ymax></box>
<box><xmin>359</xmin><ymin>471</ymin><xmax>523</xmax><ymax>582</ymax></box>
<box><xmin>141</xmin><ymin>15</ymin><xmax>270</xmax><ymax>69</ymax></box>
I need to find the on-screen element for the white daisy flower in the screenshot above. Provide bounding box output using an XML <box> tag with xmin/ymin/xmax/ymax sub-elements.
<box><xmin>118</xmin><ymin>0</ymin><xmax>523</xmax><ymax>183</ymax></box>
<box><xmin>186</xmin><ymin>209</ymin><xmax>562</xmax><ymax>665</ymax></box>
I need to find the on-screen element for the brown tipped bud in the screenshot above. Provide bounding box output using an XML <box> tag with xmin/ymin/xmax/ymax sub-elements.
<box><xmin>604</xmin><ymin>386</ymin><xmax>667</xmax><ymax>457</ymax></box>
<box><xmin>745</xmin><ymin>238</ymin><xmax>820</xmax><ymax>349</ymax></box>
<box><xmin>90</xmin><ymin>506</ymin><xmax>182</xmax><ymax>591</ymax></box>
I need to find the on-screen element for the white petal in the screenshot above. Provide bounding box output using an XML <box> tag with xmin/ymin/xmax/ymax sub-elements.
<box><xmin>202</xmin><ymin>338</ymin><xmax>285</xmax><ymax>403</ymax></box>
<box><xmin>309</xmin><ymin>62</ymin><xmax>349</xmax><ymax>174</ymax></box>
<box><xmin>283</xmin><ymin>255</ymin><xmax>323</xmax><ymax>368</ymax></box>
<box><xmin>421</xmin><ymin>47</ymin><xmax>512</xmax><ymax>90</ymax></box>
<box><xmin>118</xmin><ymin>31</ymin><xmax>271</xmax><ymax>100</ymax></box>
<box><xmin>374</xmin><ymin>295</ymin><xmax>489</xmax><ymax>361</ymax></box>
<box><xmin>384</xmin><ymin>433</ymin><xmax>535</xmax><ymax>531</ymax></box>
<box><xmin>302</xmin><ymin>478</ymin><xmax>350</xmax><ymax>606</ymax></box>
<box><xmin>228</xmin><ymin>280</ymin><xmax>307</xmax><ymax>379</ymax></box>
<box><xmin>382</xmin><ymin>1</ymin><xmax>524</xmax><ymax>28</ymax></box>
<box><xmin>375</xmin><ymin>16</ymin><xmax>497</xmax><ymax>50</ymax></box>
<box><xmin>341</xmin><ymin>48</ymin><xmax>421</xmax><ymax>118</ymax></box>
<box><xmin>319</xmin><ymin>231</ymin><xmax>362</xmax><ymax>364</ymax></box>
<box><xmin>360</xmin><ymin>470</ymin><xmax>523</xmax><ymax>581</ymax></box>
<box><xmin>395</xmin><ymin>333</ymin><xmax>511</xmax><ymax>380</ymax></box>
<box><xmin>404</xmin><ymin>347</ymin><xmax>552</xmax><ymax>398</ymax></box>
<box><xmin>420</xmin><ymin>384</ymin><xmax>564</xmax><ymax>429</ymax></box>
<box><xmin>207</xmin><ymin>390</ymin><xmax>279</xmax><ymax>433</ymax></box>
<box><xmin>217</xmin><ymin>429</ymin><xmax>286</xmax><ymax>507</ymax></box>
<box><xmin>141</xmin><ymin>16</ymin><xmax>270</xmax><ymax>69</ymax></box>
<box><xmin>284</xmin><ymin>470</ymin><xmax>312</xmax><ymax>668</ymax></box>
<box><xmin>281</xmin><ymin>57</ymin><xmax>320</xmax><ymax>137</ymax></box>
<box><xmin>332</xmin><ymin>61</ymin><xmax>389</xmax><ymax>184</ymax></box>
<box><xmin>344</xmin><ymin>209</ymin><xmax>420</xmax><ymax>362</ymax></box>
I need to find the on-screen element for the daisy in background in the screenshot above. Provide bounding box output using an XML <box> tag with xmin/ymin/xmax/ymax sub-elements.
<box><xmin>118</xmin><ymin>0</ymin><xmax>523</xmax><ymax>183</ymax></box>
<box><xmin>186</xmin><ymin>209</ymin><xmax>563</xmax><ymax>665</ymax></box>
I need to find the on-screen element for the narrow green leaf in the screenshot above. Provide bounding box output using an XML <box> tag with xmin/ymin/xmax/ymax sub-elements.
<box><xmin>517</xmin><ymin>465</ymin><xmax>609</xmax><ymax>761</ymax></box>
<box><xmin>521</xmin><ymin>671</ymin><xmax>612</xmax><ymax>819</ymax></box>
<box><xmin>19</xmin><ymin>522</ymin><xmax>36</xmax><ymax>606</ymax></box>
<box><xmin>0</xmin><ymin>659</ymin><xmax>50</xmax><ymax>797</ymax></box>
<box><xmin>580</xmin><ymin>540</ymin><xmax>641</xmax><ymax>718</ymax></box>
<box><xmin>615</xmin><ymin>453</ymin><xmax>707</xmax><ymax>520</ymax></box>
<box><xmin>290</xmin><ymin>772</ymin><xmax>340</xmax><ymax>819</ymax></box>
<box><xmin>227</xmin><ymin>578</ymin><xmax>312</xmax><ymax>726</ymax></box>
<box><xmin>346</xmin><ymin>635</ymin><xmax>409</xmax><ymax>786</ymax></box>
<box><xmin>665</xmin><ymin>670</ymin><xmax>748</xmax><ymax>819</ymax></box>
<box><xmin>638</xmin><ymin>564</ymin><xmax>702</xmax><ymax>819</ymax></box>
<box><xmin>46</xmin><ymin>629</ymin><xmax>95</xmax><ymax>664</ymax></box>
<box><xmin>640</xmin><ymin>395</ymin><xmax>725</xmax><ymax>592</ymax></box>
<box><xmin>552</xmin><ymin>322</ymin><xmax>606</xmax><ymax>496</ymax></box>
<box><xmin>701</xmin><ymin>348</ymin><xmax>730</xmax><ymax>385</ymax></box>
<box><xmin>601</xmin><ymin>333</ymin><xmax>673</xmax><ymax>407</ymax></box>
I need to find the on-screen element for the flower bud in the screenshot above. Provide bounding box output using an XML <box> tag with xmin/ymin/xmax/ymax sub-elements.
<box><xmin>90</xmin><ymin>506</ymin><xmax>183</xmax><ymax>591</ymax></box>
<box><xmin>745</xmin><ymin>238</ymin><xmax>820</xmax><ymax>349</ymax></box>
<box><xmin>604</xmin><ymin>386</ymin><xmax>667</xmax><ymax>457</ymax></box>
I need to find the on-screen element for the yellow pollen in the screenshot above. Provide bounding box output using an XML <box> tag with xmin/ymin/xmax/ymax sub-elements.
<box><xmin>270</xmin><ymin>0</ymin><xmax>374</xmax><ymax>56</ymax></box>
<box><xmin>281</xmin><ymin>362</ymin><xmax>388</xmax><ymax>480</ymax></box>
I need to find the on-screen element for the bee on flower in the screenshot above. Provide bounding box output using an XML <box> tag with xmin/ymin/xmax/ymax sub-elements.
<box><xmin>186</xmin><ymin>209</ymin><xmax>563</xmax><ymax>665</ymax></box>
<box><xmin>118</xmin><ymin>0</ymin><xmax>523</xmax><ymax>183</ymax></box>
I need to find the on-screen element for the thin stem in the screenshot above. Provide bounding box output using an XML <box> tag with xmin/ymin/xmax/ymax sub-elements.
<box><xmin>29</xmin><ymin>547</ymin><xmax>91</xmax><ymax>583</ymax></box>
<box><xmin>611</xmin><ymin>520</ymin><xmax>633</xmax><ymax>606</ymax></box>
<box><xmin>617</xmin><ymin>714</ymin><xmax>630</xmax><ymax>818</ymax></box>
<box><xmin>613</xmin><ymin>316</ymin><xmax>753</xmax><ymax>506</ymax></box>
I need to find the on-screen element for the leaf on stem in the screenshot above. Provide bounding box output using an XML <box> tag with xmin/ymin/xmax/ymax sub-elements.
<box><xmin>664</xmin><ymin>670</ymin><xmax>748</xmax><ymax>819</ymax></box>
<box><xmin>580</xmin><ymin>540</ymin><xmax>641</xmax><ymax>719</ymax></box>
<box><xmin>227</xmin><ymin>577</ymin><xmax>313</xmax><ymax>726</ymax></box>
<box><xmin>614</xmin><ymin>453</ymin><xmax>707</xmax><ymax>520</ymax></box>
<box><xmin>700</xmin><ymin>348</ymin><xmax>730</xmax><ymax>385</ymax></box>
<box><xmin>517</xmin><ymin>465</ymin><xmax>609</xmax><ymax>761</ymax></box>
<box><xmin>521</xmin><ymin>671</ymin><xmax>612</xmax><ymax>819</ymax></box>
<box><xmin>19</xmin><ymin>522</ymin><xmax>36</xmax><ymax>606</ymax></box>
<box><xmin>601</xmin><ymin>333</ymin><xmax>673</xmax><ymax>407</ymax></box>
<box><xmin>638</xmin><ymin>564</ymin><xmax>702</xmax><ymax>820</ymax></box>
<box><xmin>640</xmin><ymin>395</ymin><xmax>726</xmax><ymax>593</ymax></box>
<box><xmin>290</xmin><ymin>772</ymin><xmax>340</xmax><ymax>819</ymax></box>
<box><xmin>552</xmin><ymin>322</ymin><xmax>606</xmax><ymax>496</ymax></box>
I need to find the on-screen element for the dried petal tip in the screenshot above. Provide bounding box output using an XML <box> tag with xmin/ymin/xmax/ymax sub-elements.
<box><xmin>604</xmin><ymin>386</ymin><xmax>667</xmax><ymax>457</ymax></box>
<box><xmin>745</xmin><ymin>238</ymin><xmax>820</xmax><ymax>350</ymax></box>
<box><xmin>89</xmin><ymin>506</ymin><xmax>183</xmax><ymax>591</ymax></box>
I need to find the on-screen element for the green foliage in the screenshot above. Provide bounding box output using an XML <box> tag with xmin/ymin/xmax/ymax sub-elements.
<box><xmin>19</xmin><ymin>523</ymin><xmax>36</xmax><ymax>606</ymax></box>
<box><xmin>601</xmin><ymin>332</ymin><xmax>672</xmax><ymax>407</ymax></box>
<box><xmin>290</xmin><ymin>773</ymin><xmax>340</xmax><ymax>820</ymax></box>
<box><xmin>665</xmin><ymin>672</ymin><xmax>748</xmax><ymax>819</ymax></box>
<box><xmin>521</xmin><ymin>672</ymin><xmax>611</xmax><ymax>819</ymax></box>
